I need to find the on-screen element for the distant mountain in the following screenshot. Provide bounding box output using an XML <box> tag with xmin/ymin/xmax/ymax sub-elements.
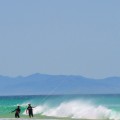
<box><xmin>0</xmin><ymin>73</ymin><xmax>120</xmax><ymax>95</ymax></box>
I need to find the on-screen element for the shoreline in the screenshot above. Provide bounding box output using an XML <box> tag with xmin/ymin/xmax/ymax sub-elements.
<box><xmin>0</xmin><ymin>118</ymin><xmax>106</xmax><ymax>120</ymax></box>
<box><xmin>0</xmin><ymin>118</ymin><xmax>92</xmax><ymax>120</ymax></box>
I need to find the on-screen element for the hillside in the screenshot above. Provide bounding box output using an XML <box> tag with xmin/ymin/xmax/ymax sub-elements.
<box><xmin>0</xmin><ymin>73</ymin><xmax>120</xmax><ymax>95</ymax></box>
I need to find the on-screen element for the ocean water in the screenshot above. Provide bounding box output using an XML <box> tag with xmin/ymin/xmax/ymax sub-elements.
<box><xmin>0</xmin><ymin>94</ymin><xmax>120</xmax><ymax>119</ymax></box>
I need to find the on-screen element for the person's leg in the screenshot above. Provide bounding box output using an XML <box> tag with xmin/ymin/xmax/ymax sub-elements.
<box><xmin>29</xmin><ymin>113</ymin><xmax>31</xmax><ymax>118</ymax></box>
<box><xmin>15</xmin><ymin>113</ymin><xmax>17</xmax><ymax>118</ymax></box>
<box><xmin>15</xmin><ymin>113</ymin><xmax>20</xmax><ymax>118</ymax></box>
<box><xmin>31</xmin><ymin>112</ymin><xmax>33</xmax><ymax>117</ymax></box>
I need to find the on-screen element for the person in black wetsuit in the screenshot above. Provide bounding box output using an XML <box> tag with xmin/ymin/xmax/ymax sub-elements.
<box><xmin>11</xmin><ymin>106</ymin><xmax>21</xmax><ymax>118</ymax></box>
<box><xmin>26</xmin><ymin>104</ymin><xmax>34</xmax><ymax>118</ymax></box>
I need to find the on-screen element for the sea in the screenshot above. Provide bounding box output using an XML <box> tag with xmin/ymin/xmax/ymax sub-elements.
<box><xmin>0</xmin><ymin>94</ymin><xmax>120</xmax><ymax>120</ymax></box>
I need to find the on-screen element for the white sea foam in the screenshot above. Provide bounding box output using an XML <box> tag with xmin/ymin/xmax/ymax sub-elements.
<box><xmin>23</xmin><ymin>100</ymin><xmax>120</xmax><ymax>120</ymax></box>
<box><xmin>20</xmin><ymin>103</ymin><xmax>30</xmax><ymax>107</ymax></box>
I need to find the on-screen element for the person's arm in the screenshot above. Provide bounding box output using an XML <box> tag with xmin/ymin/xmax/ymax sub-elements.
<box><xmin>26</xmin><ymin>108</ymin><xmax>28</xmax><ymax>114</ymax></box>
<box><xmin>11</xmin><ymin>109</ymin><xmax>16</xmax><ymax>113</ymax></box>
<box><xmin>32</xmin><ymin>106</ymin><xmax>36</xmax><ymax>108</ymax></box>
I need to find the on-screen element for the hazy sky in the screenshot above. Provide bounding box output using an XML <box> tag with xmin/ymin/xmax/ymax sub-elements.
<box><xmin>0</xmin><ymin>0</ymin><xmax>120</xmax><ymax>78</ymax></box>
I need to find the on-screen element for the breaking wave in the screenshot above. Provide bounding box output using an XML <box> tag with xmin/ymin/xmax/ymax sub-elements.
<box><xmin>23</xmin><ymin>100</ymin><xmax>120</xmax><ymax>119</ymax></box>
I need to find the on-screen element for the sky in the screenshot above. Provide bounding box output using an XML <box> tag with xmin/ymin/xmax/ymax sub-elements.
<box><xmin>0</xmin><ymin>0</ymin><xmax>120</xmax><ymax>78</ymax></box>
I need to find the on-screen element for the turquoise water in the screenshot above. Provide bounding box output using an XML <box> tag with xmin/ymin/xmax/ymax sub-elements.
<box><xmin>0</xmin><ymin>94</ymin><xmax>120</xmax><ymax>119</ymax></box>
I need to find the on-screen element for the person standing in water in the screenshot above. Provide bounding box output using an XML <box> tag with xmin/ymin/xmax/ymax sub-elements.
<box><xmin>11</xmin><ymin>106</ymin><xmax>21</xmax><ymax>118</ymax></box>
<box><xmin>26</xmin><ymin>104</ymin><xmax>34</xmax><ymax>118</ymax></box>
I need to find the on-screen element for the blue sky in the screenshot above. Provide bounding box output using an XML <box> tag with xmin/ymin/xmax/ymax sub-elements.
<box><xmin>0</xmin><ymin>0</ymin><xmax>120</xmax><ymax>78</ymax></box>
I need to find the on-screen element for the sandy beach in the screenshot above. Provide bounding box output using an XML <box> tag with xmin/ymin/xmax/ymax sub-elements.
<box><xmin>0</xmin><ymin>118</ymin><xmax>82</xmax><ymax>120</ymax></box>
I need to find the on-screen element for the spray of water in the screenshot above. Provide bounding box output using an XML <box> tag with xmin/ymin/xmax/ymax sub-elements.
<box><xmin>23</xmin><ymin>100</ymin><xmax>120</xmax><ymax>120</ymax></box>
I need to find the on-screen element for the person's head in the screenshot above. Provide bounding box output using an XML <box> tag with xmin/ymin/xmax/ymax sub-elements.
<box><xmin>28</xmin><ymin>104</ymin><xmax>31</xmax><ymax>106</ymax></box>
<box><xmin>17</xmin><ymin>106</ymin><xmax>20</xmax><ymax>108</ymax></box>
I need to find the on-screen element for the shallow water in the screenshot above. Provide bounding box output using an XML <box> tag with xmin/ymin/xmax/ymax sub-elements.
<box><xmin>0</xmin><ymin>95</ymin><xmax>120</xmax><ymax>119</ymax></box>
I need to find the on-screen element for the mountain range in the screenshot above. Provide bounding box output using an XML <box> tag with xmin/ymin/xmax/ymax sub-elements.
<box><xmin>0</xmin><ymin>73</ymin><xmax>120</xmax><ymax>95</ymax></box>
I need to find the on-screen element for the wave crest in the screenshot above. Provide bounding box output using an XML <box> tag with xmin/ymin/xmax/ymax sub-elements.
<box><xmin>23</xmin><ymin>100</ymin><xmax>120</xmax><ymax>119</ymax></box>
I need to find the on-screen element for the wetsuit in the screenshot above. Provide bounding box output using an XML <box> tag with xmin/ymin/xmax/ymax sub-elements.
<box><xmin>27</xmin><ymin>106</ymin><xmax>33</xmax><ymax>117</ymax></box>
<box><xmin>12</xmin><ymin>108</ymin><xmax>21</xmax><ymax>118</ymax></box>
